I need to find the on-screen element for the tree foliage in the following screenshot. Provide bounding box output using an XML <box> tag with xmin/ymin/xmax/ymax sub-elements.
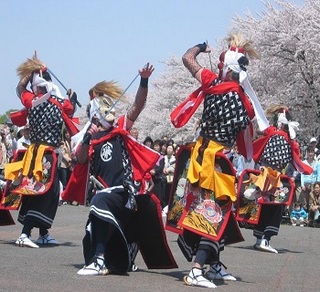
<box><xmin>3</xmin><ymin>1</ymin><xmax>319</xmax><ymax>147</ymax></box>
<box><xmin>230</xmin><ymin>0</ymin><xmax>320</xmax><ymax>144</ymax></box>
<box><xmin>135</xmin><ymin>0</ymin><xmax>320</xmax><ymax>146</ymax></box>
<box><xmin>0</xmin><ymin>110</ymin><xmax>19</xmax><ymax>125</ymax></box>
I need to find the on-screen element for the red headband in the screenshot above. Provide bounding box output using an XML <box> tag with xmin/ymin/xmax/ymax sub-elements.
<box><xmin>229</xmin><ymin>46</ymin><xmax>245</xmax><ymax>54</ymax></box>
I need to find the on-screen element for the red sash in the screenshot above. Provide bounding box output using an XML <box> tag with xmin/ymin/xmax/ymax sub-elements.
<box><xmin>253</xmin><ymin>127</ymin><xmax>313</xmax><ymax>175</ymax></box>
<box><xmin>170</xmin><ymin>74</ymin><xmax>254</xmax><ymax>129</ymax></box>
<box><xmin>62</xmin><ymin>127</ymin><xmax>160</xmax><ymax>205</ymax></box>
<box><xmin>12</xmin><ymin>90</ymin><xmax>80</xmax><ymax>136</ymax></box>
<box><xmin>170</xmin><ymin>79</ymin><xmax>254</xmax><ymax>158</ymax></box>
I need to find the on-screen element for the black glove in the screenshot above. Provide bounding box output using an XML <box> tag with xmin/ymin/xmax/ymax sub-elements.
<box><xmin>196</xmin><ymin>42</ymin><xmax>207</xmax><ymax>52</ymax></box>
<box><xmin>69</xmin><ymin>91</ymin><xmax>77</xmax><ymax>102</ymax></box>
<box><xmin>67</xmin><ymin>89</ymin><xmax>82</xmax><ymax>108</ymax></box>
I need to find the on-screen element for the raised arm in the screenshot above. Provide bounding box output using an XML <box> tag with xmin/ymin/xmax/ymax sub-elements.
<box><xmin>126</xmin><ymin>63</ymin><xmax>154</xmax><ymax>128</ymax></box>
<box><xmin>16</xmin><ymin>75</ymin><xmax>31</xmax><ymax>99</ymax></box>
<box><xmin>182</xmin><ymin>43</ymin><xmax>211</xmax><ymax>83</ymax></box>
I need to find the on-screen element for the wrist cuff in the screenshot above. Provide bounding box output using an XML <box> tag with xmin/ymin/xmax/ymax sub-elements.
<box><xmin>82</xmin><ymin>133</ymin><xmax>91</xmax><ymax>145</ymax></box>
<box><xmin>140</xmin><ymin>78</ymin><xmax>148</xmax><ymax>88</ymax></box>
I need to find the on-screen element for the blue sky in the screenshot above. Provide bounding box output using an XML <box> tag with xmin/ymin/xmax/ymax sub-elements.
<box><xmin>0</xmin><ymin>0</ymin><xmax>304</xmax><ymax>114</ymax></box>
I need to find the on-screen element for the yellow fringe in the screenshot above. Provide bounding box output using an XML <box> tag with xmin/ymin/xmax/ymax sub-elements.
<box><xmin>5</xmin><ymin>144</ymin><xmax>47</xmax><ymax>182</ymax></box>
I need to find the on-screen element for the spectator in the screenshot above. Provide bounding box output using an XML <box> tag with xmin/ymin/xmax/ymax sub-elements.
<box><xmin>300</xmin><ymin>148</ymin><xmax>320</xmax><ymax>212</ymax></box>
<box><xmin>140</xmin><ymin>171</ymin><xmax>154</xmax><ymax>195</ymax></box>
<box><xmin>150</xmin><ymin>139</ymin><xmax>166</xmax><ymax>208</ymax></box>
<box><xmin>3</xmin><ymin>118</ymin><xmax>16</xmax><ymax>162</ymax></box>
<box><xmin>163</xmin><ymin>144</ymin><xmax>176</xmax><ymax>207</ymax></box>
<box><xmin>58</xmin><ymin>128</ymin><xmax>73</xmax><ymax>191</ymax></box>
<box><xmin>143</xmin><ymin>136</ymin><xmax>153</xmax><ymax>148</ymax></box>
<box><xmin>166</xmin><ymin>139</ymin><xmax>175</xmax><ymax>147</ymax></box>
<box><xmin>161</xmin><ymin>141</ymin><xmax>167</xmax><ymax>156</ymax></box>
<box><xmin>231</xmin><ymin>145</ymin><xmax>246</xmax><ymax>178</ymax></box>
<box><xmin>308</xmin><ymin>182</ymin><xmax>320</xmax><ymax>227</ymax></box>
<box><xmin>129</xmin><ymin>127</ymin><xmax>139</xmax><ymax>141</ymax></box>
<box><xmin>290</xmin><ymin>202</ymin><xmax>308</xmax><ymax>226</ymax></box>
<box><xmin>16</xmin><ymin>124</ymin><xmax>31</xmax><ymax>150</ymax></box>
<box><xmin>308</xmin><ymin>137</ymin><xmax>318</xmax><ymax>157</ymax></box>
<box><xmin>161</xmin><ymin>135</ymin><xmax>168</xmax><ymax>142</ymax></box>
<box><xmin>0</xmin><ymin>129</ymin><xmax>7</xmax><ymax>176</ymax></box>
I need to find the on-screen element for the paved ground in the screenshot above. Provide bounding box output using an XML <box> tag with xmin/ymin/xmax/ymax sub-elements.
<box><xmin>1</xmin><ymin>205</ymin><xmax>319</xmax><ymax>292</ymax></box>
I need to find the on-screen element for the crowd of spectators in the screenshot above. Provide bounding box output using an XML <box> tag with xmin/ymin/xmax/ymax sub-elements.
<box><xmin>130</xmin><ymin>128</ymin><xmax>180</xmax><ymax>212</ymax></box>
<box><xmin>286</xmin><ymin>137</ymin><xmax>320</xmax><ymax>227</ymax></box>
<box><xmin>2</xmin><ymin>121</ymin><xmax>320</xmax><ymax>227</ymax></box>
<box><xmin>0</xmin><ymin>119</ymin><xmax>18</xmax><ymax>178</ymax></box>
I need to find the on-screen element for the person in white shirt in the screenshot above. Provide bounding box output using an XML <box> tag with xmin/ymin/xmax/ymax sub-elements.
<box><xmin>16</xmin><ymin>124</ymin><xmax>31</xmax><ymax>150</ymax></box>
<box><xmin>300</xmin><ymin>148</ymin><xmax>320</xmax><ymax>211</ymax></box>
<box><xmin>307</xmin><ymin>137</ymin><xmax>318</xmax><ymax>159</ymax></box>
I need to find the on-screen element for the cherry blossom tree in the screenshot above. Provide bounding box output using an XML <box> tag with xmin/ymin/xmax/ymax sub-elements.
<box><xmin>135</xmin><ymin>0</ymin><xmax>320</xmax><ymax>146</ymax></box>
<box><xmin>231</xmin><ymin>0</ymin><xmax>320</xmax><ymax>144</ymax></box>
<box><xmin>73</xmin><ymin>0</ymin><xmax>319</xmax><ymax>147</ymax></box>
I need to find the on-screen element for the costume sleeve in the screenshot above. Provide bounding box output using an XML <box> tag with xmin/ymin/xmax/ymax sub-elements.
<box><xmin>263</xmin><ymin>126</ymin><xmax>277</xmax><ymax>136</ymax></box>
<box><xmin>182</xmin><ymin>45</ymin><xmax>203</xmax><ymax>77</ymax></box>
<box><xmin>62</xmin><ymin>98</ymin><xmax>74</xmax><ymax>117</ymax></box>
<box><xmin>20</xmin><ymin>91</ymin><xmax>36</xmax><ymax>109</ymax></box>
<box><xmin>200</xmin><ymin>69</ymin><xmax>218</xmax><ymax>88</ymax></box>
<box><xmin>291</xmin><ymin>140</ymin><xmax>300</xmax><ymax>156</ymax></box>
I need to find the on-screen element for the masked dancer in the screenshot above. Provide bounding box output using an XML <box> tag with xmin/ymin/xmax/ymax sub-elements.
<box><xmin>169</xmin><ymin>33</ymin><xmax>269</xmax><ymax>288</ymax></box>
<box><xmin>62</xmin><ymin>63</ymin><xmax>177</xmax><ymax>276</ymax></box>
<box><xmin>242</xmin><ymin>105</ymin><xmax>312</xmax><ymax>253</ymax></box>
<box><xmin>3</xmin><ymin>56</ymin><xmax>77</xmax><ymax>248</ymax></box>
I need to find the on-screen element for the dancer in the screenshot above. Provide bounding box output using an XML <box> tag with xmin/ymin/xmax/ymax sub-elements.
<box><xmin>3</xmin><ymin>56</ymin><xmax>77</xmax><ymax>248</ymax></box>
<box><xmin>168</xmin><ymin>33</ymin><xmax>269</xmax><ymax>288</ymax></box>
<box><xmin>247</xmin><ymin>105</ymin><xmax>312</xmax><ymax>253</ymax></box>
<box><xmin>63</xmin><ymin>63</ymin><xmax>177</xmax><ymax>275</ymax></box>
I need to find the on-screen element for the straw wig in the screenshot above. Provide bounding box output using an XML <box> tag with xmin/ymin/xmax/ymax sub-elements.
<box><xmin>89</xmin><ymin>80</ymin><xmax>124</xmax><ymax>101</ymax></box>
<box><xmin>17</xmin><ymin>57</ymin><xmax>46</xmax><ymax>79</ymax></box>
<box><xmin>225</xmin><ymin>33</ymin><xmax>259</xmax><ymax>59</ymax></box>
<box><xmin>265</xmin><ymin>104</ymin><xmax>289</xmax><ymax>118</ymax></box>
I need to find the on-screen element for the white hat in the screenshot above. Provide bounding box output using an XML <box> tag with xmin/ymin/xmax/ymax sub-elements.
<box><xmin>17</xmin><ymin>126</ymin><xmax>25</xmax><ymax>135</ymax></box>
<box><xmin>17</xmin><ymin>124</ymin><xmax>29</xmax><ymax>135</ymax></box>
<box><xmin>310</xmin><ymin>137</ymin><xmax>317</xmax><ymax>143</ymax></box>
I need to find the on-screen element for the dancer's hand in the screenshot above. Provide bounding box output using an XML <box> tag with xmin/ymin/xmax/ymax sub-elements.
<box><xmin>139</xmin><ymin>63</ymin><xmax>154</xmax><ymax>78</ymax></box>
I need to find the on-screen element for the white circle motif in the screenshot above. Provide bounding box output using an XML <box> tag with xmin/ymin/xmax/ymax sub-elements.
<box><xmin>100</xmin><ymin>142</ymin><xmax>113</xmax><ymax>162</ymax></box>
